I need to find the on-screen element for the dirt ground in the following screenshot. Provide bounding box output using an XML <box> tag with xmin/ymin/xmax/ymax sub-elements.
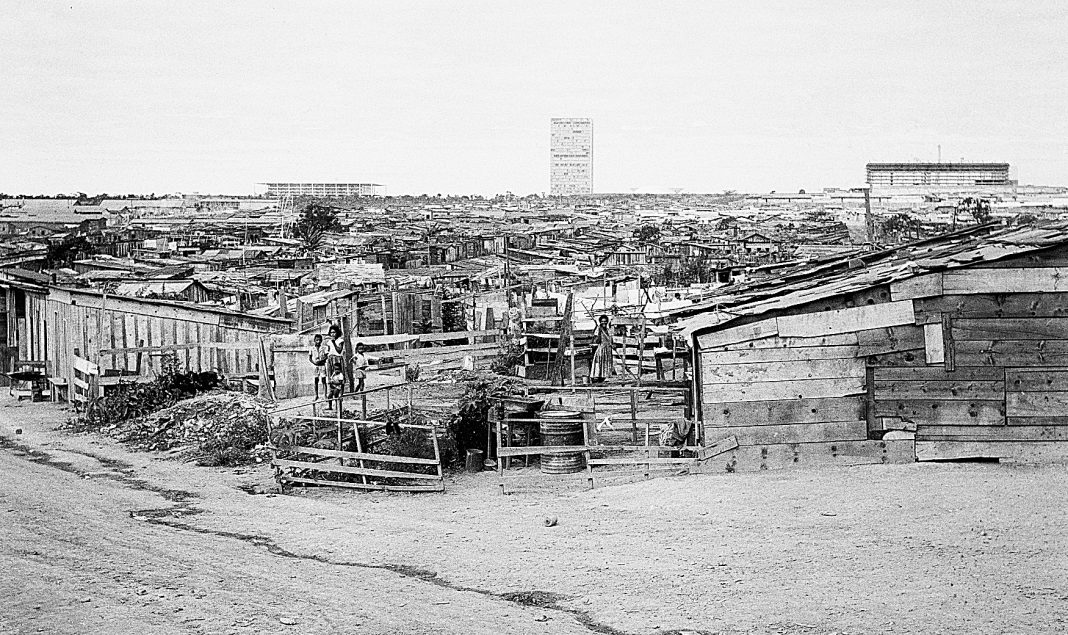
<box><xmin>1</xmin><ymin>398</ymin><xmax>1067</xmax><ymax>635</ymax></box>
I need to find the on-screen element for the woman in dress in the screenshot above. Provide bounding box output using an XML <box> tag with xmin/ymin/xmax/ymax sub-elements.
<box><xmin>589</xmin><ymin>315</ymin><xmax>615</xmax><ymax>383</ymax></box>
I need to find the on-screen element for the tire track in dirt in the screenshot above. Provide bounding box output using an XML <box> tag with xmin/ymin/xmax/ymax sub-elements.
<box><xmin>0</xmin><ymin>434</ymin><xmax>653</xmax><ymax>635</ymax></box>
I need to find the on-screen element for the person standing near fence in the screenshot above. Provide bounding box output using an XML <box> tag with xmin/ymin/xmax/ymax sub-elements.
<box><xmin>309</xmin><ymin>334</ymin><xmax>327</xmax><ymax>400</ymax></box>
<box><xmin>324</xmin><ymin>324</ymin><xmax>345</xmax><ymax>411</ymax></box>
<box><xmin>589</xmin><ymin>314</ymin><xmax>616</xmax><ymax>383</ymax></box>
<box><xmin>352</xmin><ymin>342</ymin><xmax>369</xmax><ymax>394</ymax></box>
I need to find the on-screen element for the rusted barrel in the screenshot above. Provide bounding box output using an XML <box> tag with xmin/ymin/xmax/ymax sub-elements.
<box><xmin>538</xmin><ymin>410</ymin><xmax>585</xmax><ymax>474</ymax></box>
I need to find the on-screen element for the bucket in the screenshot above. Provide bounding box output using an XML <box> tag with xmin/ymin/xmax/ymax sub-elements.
<box><xmin>538</xmin><ymin>410</ymin><xmax>585</xmax><ymax>474</ymax></box>
<box><xmin>465</xmin><ymin>449</ymin><xmax>484</xmax><ymax>473</ymax></box>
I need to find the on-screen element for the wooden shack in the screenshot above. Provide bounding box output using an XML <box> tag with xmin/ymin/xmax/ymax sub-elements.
<box><xmin>680</xmin><ymin>222</ymin><xmax>1068</xmax><ymax>469</ymax></box>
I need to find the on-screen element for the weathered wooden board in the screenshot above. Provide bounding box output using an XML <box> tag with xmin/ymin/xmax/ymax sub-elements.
<box><xmin>864</xmin><ymin>350</ymin><xmax>927</xmax><ymax>367</ymax></box>
<box><xmin>701</xmin><ymin>396</ymin><xmax>864</xmax><ymax>427</ymax></box>
<box><xmin>874</xmin><ymin>399</ymin><xmax>1005</xmax><ymax>425</ymax></box>
<box><xmin>873</xmin><ymin>380</ymin><xmax>1003</xmax><ymax>401</ymax></box>
<box><xmin>701</xmin><ymin>358</ymin><xmax>865</xmax><ymax>383</ymax></box>
<box><xmin>855</xmin><ymin>325</ymin><xmax>925</xmax><ymax>356</ymax></box>
<box><xmin>692</xmin><ymin>439</ymin><xmax>915</xmax><ymax>473</ymax></box>
<box><xmin>914</xmin><ymin>293</ymin><xmax>1068</xmax><ymax>323</ymax></box>
<box><xmin>1005</xmin><ymin>391</ymin><xmax>1068</xmax><ymax>417</ymax></box>
<box><xmin>952</xmin><ymin>318</ymin><xmax>1068</xmax><ymax>341</ymax></box>
<box><xmin>916</xmin><ymin>440</ymin><xmax>1068</xmax><ymax>462</ymax></box>
<box><xmin>702</xmin><ymin>376</ymin><xmax>866</xmax><ymax>402</ymax></box>
<box><xmin>874</xmin><ymin>366</ymin><xmax>1004</xmax><ymax>382</ymax></box>
<box><xmin>703</xmin><ymin>332</ymin><xmax>859</xmax><ymax>352</ymax></box>
<box><xmin>1007</xmin><ymin>416</ymin><xmax>1068</xmax><ymax>426</ymax></box>
<box><xmin>924</xmin><ymin>322</ymin><xmax>945</xmax><ymax>364</ymax></box>
<box><xmin>890</xmin><ymin>273</ymin><xmax>943</xmax><ymax>301</ymax></box>
<box><xmin>916</xmin><ymin>425</ymin><xmax>1068</xmax><ymax>442</ymax></box>
<box><xmin>699</xmin><ymin>344</ymin><xmax>859</xmax><ymax>365</ymax></box>
<box><xmin>942</xmin><ymin>268</ymin><xmax>1068</xmax><ymax>294</ymax></box>
<box><xmin>697</xmin><ymin>435</ymin><xmax>739</xmax><ymax>460</ymax></box>
<box><xmin>705</xmin><ymin>420</ymin><xmax>867</xmax><ymax>445</ymax></box>
<box><xmin>696</xmin><ymin>318</ymin><xmax>778</xmax><ymax>348</ymax></box>
<box><xmin>955</xmin><ymin>340</ymin><xmax>1068</xmax><ymax>367</ymax></box>
<box><xmin>776</xmin><ymin>300</ymin><xmax>915</xmax><ymax>338</ymax></box>
<box><xmin>1005</xmin><ymin>368</ymin><xmax>1068</xmax><ymax>392</ymax></box>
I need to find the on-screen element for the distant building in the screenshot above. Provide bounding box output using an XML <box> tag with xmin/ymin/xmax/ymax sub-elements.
<box><xmin>866</xmin><ymin>163</ymin><xmax>1010</xmax><ymax>188</ymax></box>
<box><xmin>550</xmin><ymin>118</ymin><xmax>593</xmax><ymax>196</ymax></box>
<box><xmin>258</xmin><ymin>183</ymin><xmax>385</xmax><ymax>198</ymax></box>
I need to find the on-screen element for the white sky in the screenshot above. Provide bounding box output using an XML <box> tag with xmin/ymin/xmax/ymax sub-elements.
<box><xmin>1</xmin><ymin>1</ymin><xmax>1065</xmax><ymax>195</ymax></box>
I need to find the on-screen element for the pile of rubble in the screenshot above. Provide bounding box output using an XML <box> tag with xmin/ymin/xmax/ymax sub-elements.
<box><xmin>114</xmin><ymin>391</ymin><xmax>271</xmax><ymax>466</ymax></box>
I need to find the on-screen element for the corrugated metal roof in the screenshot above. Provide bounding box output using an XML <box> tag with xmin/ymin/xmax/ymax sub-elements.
<box><xmin>674</xmin><ymin>220</ymin><xmax>1068</xmax><ymax>340</ymax></box>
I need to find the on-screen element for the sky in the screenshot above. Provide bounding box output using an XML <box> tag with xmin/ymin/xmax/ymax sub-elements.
<box><xmin>1</xmin><ymin>1</ymin><xmax>1066</xmax><ymax>195</ymax></box>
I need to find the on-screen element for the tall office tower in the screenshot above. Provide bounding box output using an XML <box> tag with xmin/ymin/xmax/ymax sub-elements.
<box><xmin>550</xmin><ymin>118</ymin><xmax>593</xmax><ymax>196</ymax></box>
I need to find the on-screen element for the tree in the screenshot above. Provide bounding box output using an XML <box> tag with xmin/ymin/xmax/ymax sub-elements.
<box><xmin>293</xmin><ymin>203</ymin><xmax>342</xmax><ymax>252</ymax></box>
<box><xmin>632</xmin><ymin>224</ymin><xmax>660</xmax><ymax>244</ymax></box>
<box><xmin>45</xmin><ymin>235</ymin><xmax>94</xmax><ymax>267</ymax></box>
<box><xmin>957</xmin><ymin>197</ymin><xmax>993</xmax><ymax>226</ymax></box>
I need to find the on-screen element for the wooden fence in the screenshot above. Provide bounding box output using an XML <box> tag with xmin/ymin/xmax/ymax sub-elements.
<box><xmin>268</xmin><ymin>387</ymin><xmax>445</xmax><ymax>493</ymax></box>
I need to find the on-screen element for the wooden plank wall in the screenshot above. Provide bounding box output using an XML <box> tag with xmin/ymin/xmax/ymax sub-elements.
<box><xmin>697</xmin><ymin>259</ymin><xmax>1068</xmax><ymax>464</ymax></box>
<box><xmin>32</xmin><ymin>289</ymin><xmax>280</xmax><ymax>387</ymax></box>
<box><xmin>884</xmin><ymin>261</ymin><xmax>1068</xmax><ymax>460</ymax></box>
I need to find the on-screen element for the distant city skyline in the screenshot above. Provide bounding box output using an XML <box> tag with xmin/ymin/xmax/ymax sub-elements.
<box><xmin>2</xmin><ymin>1</ymin><xmax>1066</xmax><ymax>195</ymax></box>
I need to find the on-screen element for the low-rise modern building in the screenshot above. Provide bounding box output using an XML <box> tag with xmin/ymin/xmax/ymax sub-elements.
<box><xmin>258</xmin><ymin>183</ymin><xmax>385</xmax><ymax>198</ymax></box>
<box><xmin>866</xmin><ymin>162</ymin><xmax>1010</xmax><ymax>188</ymax></box>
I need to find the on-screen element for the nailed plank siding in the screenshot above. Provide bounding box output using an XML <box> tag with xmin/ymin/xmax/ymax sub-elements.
<box><xmin>1005</xmin><ymin>391</ymin><xmax>1068</xmax><ymax>417</ymax></box>
<box><xmin>874</xmin><ymin>399</ymin><xmax>1005</xmax><ymax>426</ymax></box>
<box><xmin>917</xmin><ymin>441</ymin><xmax>1068</xmax><ymax>461</ymax></box>
<box><xmin>699</xmin><ymin>345</ymin><xmax>859</xmax><ymax>365</ymax></box>
<box><xmin>916</xmin><ymin>425</ymin><xmax>1068</xmax><ymax>442</ymax></box>
<box><xmin>953</xmin><ymin>317</ymin><xmax>1068</xmax><ymax>341</ymax></box>
<box><xmin>702</xmin><ymin>358</ymin><xmax>865</xmax><ymax>383</ymax></box>
<box><xmin>890</xmin><ymin>273</ymin><xmax>943</xmax><ymax>301</ymax></box>
<box><xmin>702</xmin><ymin>377</ymin><xmax>866</xmax><ymax>403</ymax></box>
<box><xmin>874</xmin><ymin>380</ymin><xmax>1004</xmax><ymax>401</ymax></box>
<box><xmin>1005</xmin><ymin>369</ymin><xmax>1068</xmax><ymax>392</ymax></box>
<box><xmin>914</xmin><ymin>293</ymin><xmax>1068</xmax><ymax>323</ymax></box>
<box><xmin>856</xmin><ymin>325</ymin><xmax>925</xmax><ymax>356</ymax></box>
<box><xmin>695</xmin><ymin>318</ymin><xmax>778</xmax><ymax>349</ymax></box>
<box><xmin>955</xmin><ymin>340</ymin><xmax>1068</xmax><ymax>367</ymax></box>
<box><xmin>701</xmin><ymin>397</ymin><xmax>865</xmax><ymax>427</ymax></box>
<box><xmin>942</xmin><ymin>268</ymin><xmax>1068</xmax><ymax>294</ymax></box>
<box><xmin>705</xmin><ymin>420</ymin><xmax>867</xmax><ymax>445</ymax></box>
<box><xmin>924</xmin><ymin>323</ymin><xmax>945</xmax><ymax>364</ymax></box>
<box><xmin>776</xmin><ymin>300</ymin><xmax>916</xmax><ymax>338</ymax></box>
<box><xmin>702</xmin><ymin>333</ymin><xmax>859</xmax><ymax>352</ymax></box>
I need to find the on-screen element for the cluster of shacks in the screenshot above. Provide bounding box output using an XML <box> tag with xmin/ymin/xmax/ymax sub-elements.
<box><xmin>678</xmin><ymin>220</ymin><xmax>1068</xmax><ymax>469</ymax></box>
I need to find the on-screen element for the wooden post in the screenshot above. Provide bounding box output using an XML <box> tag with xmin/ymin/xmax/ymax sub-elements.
<box><xmin>582</xmin><ymin>407</ymin><xmax>594</xmax><ymax>490</ymax></box>
<box><xmin>335</xmin><ymin>396</ymin><xmax>343</xmax><ymax>466</ymax></box>
<box><xmin>431</xmin><ymin>424</ymin><xmax>444</xmax><ymax>491</ymax></box>
<box><xmin>549</xmin><ymin>292</ymin><xmax>573</xmax><ymax>386</ymax></box>
<box><xmin>630</xmin><ymin>388</ymin><xmax>638</xmax><ymax>442</ymax></box>
<box><xmin>496</xmin><ymin>407</ymin><xmax>506</xmax><ymax>494</ymax></box>
<box><xmin>349</xmin><ymin>399</ymin><xmax>369</xmax><ymax>486</ymax></box>
<box><xmin>380</xmin><ymin>293</ymin><xmax>390</xmax><ymax>335</ymax></box>
<box><xmin>341</xmin><ymin>314</ymin><xmax>355</xmax><ymax>392</ymax></box>
<box><xmin>569</xmin><ymin>330</ymin><xmax>576</xmax><ymax>387</ymax></box>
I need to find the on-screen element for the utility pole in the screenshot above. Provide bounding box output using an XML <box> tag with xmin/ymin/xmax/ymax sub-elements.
<box><xmin>864</xmin><ymin>187</ymin><xmax>875</xmax><ymax>247</ymax></box>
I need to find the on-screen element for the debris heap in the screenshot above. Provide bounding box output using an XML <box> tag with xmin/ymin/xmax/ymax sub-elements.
<box><xmin>115</xmin><ymin>392</ymin><xmax>271</xmax><ymax>466</ymax></box>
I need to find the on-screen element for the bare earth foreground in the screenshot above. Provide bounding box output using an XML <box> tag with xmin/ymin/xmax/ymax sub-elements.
<box><xmin>1</xmin><ymin>400</ymin><xmax>1066</xmax><ymax>635</ymax></box>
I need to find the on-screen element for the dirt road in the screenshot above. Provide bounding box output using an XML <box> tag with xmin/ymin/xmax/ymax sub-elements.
<box><xmin>1</xmin><ymin>399</ymin><xmax>1066</xmax><ymax>635</ymax></box>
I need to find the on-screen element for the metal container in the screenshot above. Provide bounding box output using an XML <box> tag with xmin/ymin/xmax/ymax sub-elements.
<box><xmin>538</xmin><ymin>410</ymin><xmax>585</xmax><ymax>474</ymax></box>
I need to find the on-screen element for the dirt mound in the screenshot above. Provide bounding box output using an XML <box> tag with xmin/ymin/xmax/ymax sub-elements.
<box><xmin>113</xmin><ymin>391</ymin><xmax>271</xmax><ymax>466</ymax></box>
